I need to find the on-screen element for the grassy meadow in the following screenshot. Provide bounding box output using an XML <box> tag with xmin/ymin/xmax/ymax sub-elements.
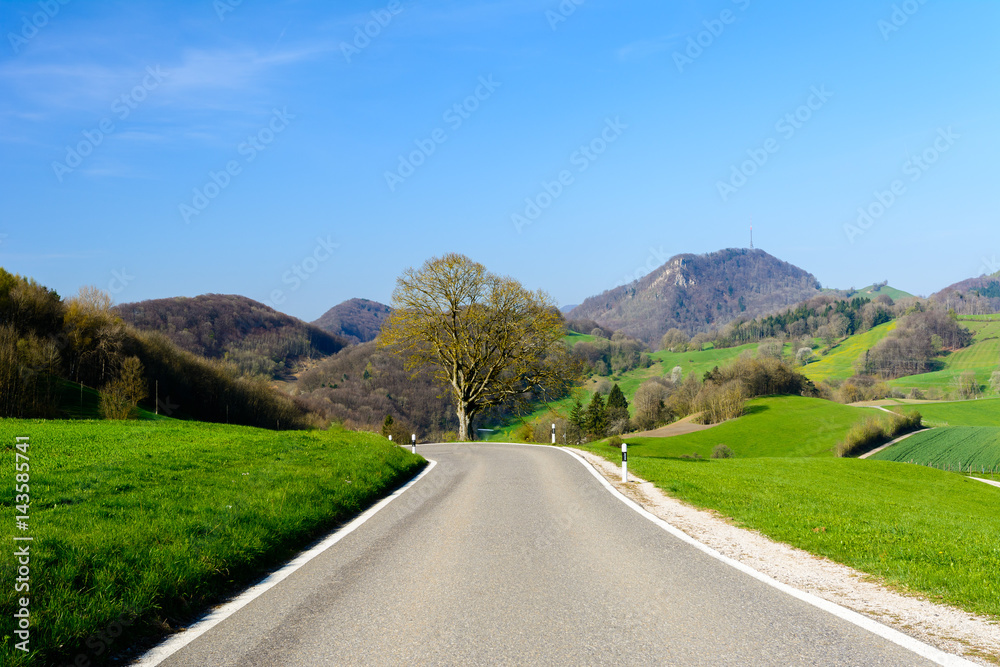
<box><xmin>604</xmin><ymin>396</ymin><xmax>895</xmax><ymax>459</ymax></box>
<box><xmin>0</xmin><ymin>419</ymin><xmax>423</xmax><ymax>666</ymax></box>
<box><xmin>600</xmin><ymin>455</ymin><xmax>1000</xmax><ymax>619</ymax></box>
<box><xmin>564</xmin><ymin>331</ymin><xmax>597</xmax><ymax>346</ymax></box>
<box><xmin>855</xmin><ymin>285</ymin><xmax>914</xmax><ymax>301</ymax></box>
<box><xmin>887</xmin><ymin>397</ymin><xmax>1000</xmax><ymax>427</ymax></box>
<box><xmin>800</xmin><ymin>321</ymin><xmax>896</xmax><ymax>383</ymax></box>
<box><xmin>649</xmin><ymin>342</ymin><xmax>757</xmax><ymax>379</ymax></box>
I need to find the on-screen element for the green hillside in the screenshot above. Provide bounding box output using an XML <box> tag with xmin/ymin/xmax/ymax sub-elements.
<box><xmin>650</xmin><ymin>343</ymin><xmax>756</xmax><ymax>379</ymax></box>
<box><xmin>888</xmin><ymin>318</ymin><xmax>1000</xmax><ymax>394</ymax></box>
<box><xmin>855</xmin><ymin>284</ymin><xmax>914</xmax><ymax>301</ymax></box>
<box><xmin>564</xmin><ymin>331</ymin><xmax>597</xmax><ymax>346</ymax></box>
<box><xmin>888</xmin><ymin>397</ymin><xmax>1000</xmax><ymax>426</ymax></box>
<box><xmin>801</xmin><ymin>321</ymin><xmax>897</xmax><ymax>383</ymax></box>
<box><xmin>798</xmin><ymin>315</ymin><xmax>999</xmax><ymax>396</ymax></box>
<box><xmin>595</xmin><ymin>396</ymin><xmax>893</xmax><ymax>459</ymax></box>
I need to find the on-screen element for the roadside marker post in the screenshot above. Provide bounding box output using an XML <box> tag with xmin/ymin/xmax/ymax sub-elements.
<box><xmin>388</xmin><ymin>435</ymin><xmax>392</xmax><ymax>442</ymax></box>
<box><xmin>551</xmin><ymin>423</ymin><xmax>556</xmax><ymax>444</ymax></box>
<box><xmin>622</xmin><ymin>443</ymin><xmax>628</xmax><ymax>483</ymax></box>
<box><xmin>411</xmin><ymin>434</ymin><xmax>416</xmax><ymax>454</ymax></box>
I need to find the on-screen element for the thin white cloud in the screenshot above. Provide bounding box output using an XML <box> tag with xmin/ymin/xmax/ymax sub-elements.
<box><xmin>0</xmin><ymin>43</ymin><xmax>331</xmax><ymax>118</ymax></box>
<box><xmin>165</xmin><ymin>45</ymin><xmax>330</xmax><ymax>91</ymax></box>
<box><xmin>110</xmin><ymin>130</ymin><xmax>167</xmax><ymax>143</ymax></box>
<box><xmin>616</xmin><ymin>33</ymin><xmax>683</xmax><ymax>62</ymax></box>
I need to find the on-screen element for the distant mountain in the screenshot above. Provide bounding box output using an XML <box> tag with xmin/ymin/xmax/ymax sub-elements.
<box><xmin>312</xmin><ymin>298</ymin><xmax>392</xmax><ymax>344</ymax></box>
<box><xmin>115</xmin><ymin>294</ymin><xmax>347</xmax><ymax>378</ymax></box>
<box><xmin>931</xmin><ymin>271</ymin><xmax>1000</xmax><ymax>314</ymax></box>
<box><xmin>560</xmin><ymin>304</ymin><xmax>579</xmax><ymax>314</ymax></box>
<box><xmin>934</xmin><ymin>272</ymin><xmax>1000</xmax><ymax>297</ymax></box>
<box><xmin>567</xmin><ymin>248</ymin><xmax>821</xmax><ymax>344</ymax></box>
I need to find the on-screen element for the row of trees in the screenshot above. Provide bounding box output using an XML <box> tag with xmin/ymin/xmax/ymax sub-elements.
<box><xmin>713</xmin><ymin>295</ymin><xmax>897</xmax><ymax>349</ymax></box>
<box><xmin>653</xmin><ymin>293</ymin><xmax>916</xmax><ymax>354</ymax></box>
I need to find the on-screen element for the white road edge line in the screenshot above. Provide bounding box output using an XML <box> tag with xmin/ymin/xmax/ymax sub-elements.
<box><xmin>553</xmin><ymin>445</ymin><xmax>977</xmax><ymax>667</ymax></box>
<box><xmin>133</xmin><ymin>459</ymin><xmax>438</xmax><ymax>666</ymax></box>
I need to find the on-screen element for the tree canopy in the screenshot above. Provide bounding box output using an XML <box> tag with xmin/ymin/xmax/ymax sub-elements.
<box><xmin>378</xmin><ymin>253</ymin><xmax>580</xmax><ymax>440</ymax></box>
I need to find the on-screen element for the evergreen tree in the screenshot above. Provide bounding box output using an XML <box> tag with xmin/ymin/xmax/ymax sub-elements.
<box><xmin>585</xmin><ymin>392</ymin><xmax>607</xmax><ymax>439</ymax></box>
<box><xmin>382</xmin><ymin>414</ymin><xmax>394</xmax><ymax>437</ymax></box>
<box><xmin>606</xmin><ymin>383</ymin><xmax>629</xmax><ymax>423</ymax></box>
<box><xmin>567</xmin><ymin>397</ymin><xmax>585</xmax><ymax>444</ymax></box>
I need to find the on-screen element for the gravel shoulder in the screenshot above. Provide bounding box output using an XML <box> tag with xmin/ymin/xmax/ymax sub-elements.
<box><xmin>568</xmin><ymin>447</ymin><xmax>1000</xmax><ymax>666</ymax></box>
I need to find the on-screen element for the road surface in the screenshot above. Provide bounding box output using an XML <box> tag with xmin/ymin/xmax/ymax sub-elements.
<box><xmin>143</xmin><ymin>443</ymin><xmax>952</xmax><ymax>666</ymax></box>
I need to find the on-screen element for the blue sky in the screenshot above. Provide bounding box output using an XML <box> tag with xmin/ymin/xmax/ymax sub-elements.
<box><xmin>1</xmin><ymin>0</ymin><xmax>997</xmax><ymax>321</ymax></box>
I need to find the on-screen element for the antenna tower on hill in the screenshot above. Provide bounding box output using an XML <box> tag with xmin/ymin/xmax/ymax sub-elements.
<box><xmin>750</xmin><ymin>218</ymin><xmax>754</xmax><ymax>249</ymax></box>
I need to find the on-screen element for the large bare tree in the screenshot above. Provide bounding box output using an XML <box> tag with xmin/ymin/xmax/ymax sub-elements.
<box><xmin>378</xmin><ymin>253</ymin><xmax>579</xmax><ymax>441</ymax></box>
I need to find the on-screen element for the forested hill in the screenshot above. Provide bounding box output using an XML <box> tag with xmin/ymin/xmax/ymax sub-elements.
<box><xmin>115</xmin><ymin>294</ymin><xmax>347</xmax><ymax>378</ymax></box>
<box><xmin>312</xmin><ymin>298</ymin><xmax>392</xmax><ymax>344</ymax></box>
<box><xmin>568</xmin><ymin>248</ymin><xmax>821</xmax><ymax>344</ymax></box>
<box><xmin>932</xmin><ymin>271</ymin><xmax>1000</xmax><ymax>314</ymax></box>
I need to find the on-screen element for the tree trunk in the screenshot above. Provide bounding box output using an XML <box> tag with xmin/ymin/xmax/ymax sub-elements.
<box><xmin>457</xmin><ymin>402</ymin><xmax>472</xmax><ymax>442</ymax></box>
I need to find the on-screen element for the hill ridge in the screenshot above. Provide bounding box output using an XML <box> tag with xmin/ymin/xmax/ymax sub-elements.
<box><xmin>312</xmin><ymin>297</ymin><xmax>392</xmax><ymax>344</ymax></box>
<box><xmin>569</xmin><ymin>248</ymin><xmax>821</xmax><ymax>343</ymax></box>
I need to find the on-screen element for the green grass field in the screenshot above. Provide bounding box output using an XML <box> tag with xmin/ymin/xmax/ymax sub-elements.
<box><xmin>856</xmin><ymin>284</ymin><xmax>915</xmax><ymax>301</ymax></box>
<box><xmin>888</xmin><ymin>319</ymin><xmax>1000</xmax><ymax>395</ymax></box>
<box><xmin>801</xmin><ymin>321</ymin><xmax>897</xmax><ymax>383</ymax></box>
<box><xmin>602</xmin><ymin>396</ymin><xmax>894</xmax><ymax>459</ymax></box>
<box><xmin>564</xmin><ymin>331</ymin><xmax>597</xmax><ymax>346</ymax></box>
<box><xmin>650</xmin><ymin>342</ymin><xmax>755</xmax><ymax>373</ymax></box>
<box><xmin>582</xmin><ymin>455</ymin><xmax>1000</xmax><ymax>619</ymax></box>
<box><xmin>0</xmin><ymin>419</ymin><xmax>423</xmax><ymax>666</ymax></box>
<box><xmin>870</xmin><ymin>426</ymin><xmax>1000</xmax><ymax>472</ymax></box>
<box><xmin>888</xmin><ymin>397</ymin><xmax>1000</xmax><ymax>426</ymax></box>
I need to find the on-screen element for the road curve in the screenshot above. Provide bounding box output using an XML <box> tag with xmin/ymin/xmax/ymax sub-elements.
<box><xmin>143</xmin><ymin>443</ymin><xmax>948</xmax><ymax>666</ymax></box>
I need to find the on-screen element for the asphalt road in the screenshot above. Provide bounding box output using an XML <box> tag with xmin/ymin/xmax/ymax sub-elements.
<box><xmin>147</xmin><ymin>443</ymin><xmax>945</xmax><ymax>666</ymax></box>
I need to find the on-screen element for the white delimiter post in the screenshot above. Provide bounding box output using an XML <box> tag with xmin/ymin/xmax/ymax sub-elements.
<box><xmin>551</xmin><ymin>423</ymin><xmax>556</xmax><ymax>444</ymax></box>
<box><xmin>622</xmin><ymin>443</ymin><xmax>628</xmax><ymax>483</ymax></box>
<box><xmin>411</xmin><ymin>434</ymin><xmax>416</xmax><ymax>454</ymax></box>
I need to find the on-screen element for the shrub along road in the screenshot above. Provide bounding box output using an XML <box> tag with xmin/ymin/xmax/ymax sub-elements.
<box><xmin>145</xmin><ymin>444</ymin><xmax>956</xmax><ymax>666</ymax></box>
